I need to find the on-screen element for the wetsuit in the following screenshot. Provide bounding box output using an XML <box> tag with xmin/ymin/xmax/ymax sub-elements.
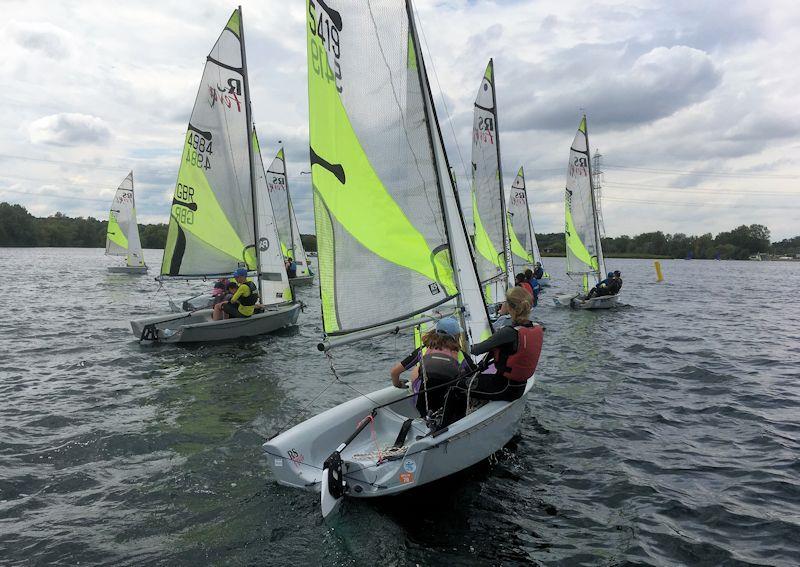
<box><xmin>401</xmin><ymin>347</ymin><xmax>475</xmax><ymax>417</ymax></box>
<box><xmin>587</xmin><ymin>278</ymin><xmax>612</xmax><ymax>299</ymax></box>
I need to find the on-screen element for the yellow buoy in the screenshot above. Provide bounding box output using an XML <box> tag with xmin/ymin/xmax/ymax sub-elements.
<box><xmin>654</xmin><ymin>260</ymin><xmax>664</xmax><ymax>282</ymax></box>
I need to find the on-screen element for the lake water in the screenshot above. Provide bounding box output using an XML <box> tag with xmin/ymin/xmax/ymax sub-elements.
<box><xmin>1</xmin><ymin>248</ymin><xmax>798</xmax><ymax>565</ymax></box>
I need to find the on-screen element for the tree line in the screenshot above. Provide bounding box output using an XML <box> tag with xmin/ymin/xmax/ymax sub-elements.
<box><xmin>1</xmin><ymin>202</ymin><xmax>795</xmax><ymax>259</ymax></box>
<box><xmin>0</xmin><ymin>202</ymin><xmax>318</xmax><ymax>252</ymax></box>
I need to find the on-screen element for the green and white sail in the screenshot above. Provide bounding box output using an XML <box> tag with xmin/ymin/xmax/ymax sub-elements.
<box><xmin>265</xmin><ymin>148</ymin><xmax>311</xmax><ymax>277</ymax></box>
<box><xmin>307</xmin><ymin>0</ymin><xmax>491</xmax><ymax>343</ymax></box>
<box><xmin>507</xmin><ymin>166</ymin><xmax>543</xmax><ymax>272</ymax></box>
<box><xmin>253</xmin><ymin>129</ymin><xmax>293</xmax><ymax>304</ymax></box>
<box><xmin>471</xmin><ymin>59</ymin><xmax>511</xmax><ymax>303</ymax></box>
<box><xmin>161</xmin><ymin>9</ymin><xmax>257</xmax><ymax>278</ymax></box>
<box><xmin>564</xmin><ymin>115</ymin><xmax>605</xmax><ymax>293</ymax></box>
<box><xmin>105</xmin><ymin>171</ymin><xmax>145</xmax><ymax>267</ymax></box>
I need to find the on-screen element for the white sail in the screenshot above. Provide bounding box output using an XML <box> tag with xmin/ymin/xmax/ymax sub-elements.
<box><xmin>507</xmin><ymin>166</ymin><xmax>543</xmax><ymax>273</ymax></box>
<box><xmin>565</xmin><ymin>116</ymin><xmax>605</xmax><ymax>293</ymax></box>
<box><xmin>289</xmin><ymin>204</ymin><xmax>311</xmax><ymax>277</ymax></box>
<box><xmin>105</xmin><ymin>171</ymin><xmax>145</xmax><ymax>267</ymax></box>
<box><xmin>253</xmin><ymin>129</ymin><xmax>293</xmax><ymax>304</ymax></box>
<box><xmin>471</xmin><ymin>59</ymin><xmax>511</xmax><ymax>303</ymax></box>
<box><xmin>161</xmin><ymin>10</ymin><xmax>257</xmax><ymax>278</ymax></box>
<box><xmin>266</xmin><ymin>148</ymin><xmax>311</xmax><ymax>278</ymax></box>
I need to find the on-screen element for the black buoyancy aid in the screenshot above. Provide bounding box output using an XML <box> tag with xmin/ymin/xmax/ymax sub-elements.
<box><xmin>492</xmin><ymin>323</ymin><xmax>543</xmax><ymax>382</ymax></box>
<box><xmin>420</xmin><ymin>349</ymin><xmax>460</xmax><ymax>381</ymax></box>
<box><xmin>237</xmin><ymin>281</ymin><xmax>259</xmax><ymax>306</ymax></box>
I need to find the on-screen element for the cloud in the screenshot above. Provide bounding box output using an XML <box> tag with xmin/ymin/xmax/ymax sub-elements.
<box><xmin>505</xmin><ymin>45</ymin><xmax>721</xmax><ymax>132</ymax></box>
<box><xmin>29</xmin><ymin>113</ymin><xmax>112</xmax><ymax>146</ymax></box>
<box><xmin>8</xmin><ymin>21</ymin><xmax>71</xmax><ymax>59</ymax></box>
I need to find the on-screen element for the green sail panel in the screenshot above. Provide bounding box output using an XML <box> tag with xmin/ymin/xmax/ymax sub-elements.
<box><xmin>471</xmin><ymin>59</ymin><xmax>508</xmax><ymax>287</ymax></box>
<box><xmin>266</xmin><ymin>147</ymin><xmax>311</xmax><ymax>277</ymax></box>
<box><xmin>564</xmin><ymin>115</ymin><xmax>604</xmax><ymax>291</ymax></box>
<box><xmin>161</xmin><ymin>9</ymin><xmax>256</xmax><ymax>277</ymax></box>
<box><xmin>307</xmin><ymin>0</ymin><xmax>461</xmax><ymax>335</ymax></box>
<box><xmin>507</xmin><ymin>166</ymin><xmax>543</xmax><ymax>273</ymax></box>
<box><xmin>105</xmin><ymin>171</ymin><xmax>145</xmax><ymax>267</ymax></box>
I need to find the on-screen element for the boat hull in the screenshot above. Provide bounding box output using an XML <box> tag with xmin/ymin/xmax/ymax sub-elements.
<box><xmin>289</xmin><ymin>275</ymin><xmax>314</xmax><ymax>287</ymax></box>
<box><xmin>263</xmin><ymin>378</ymin><xmax>535</xmax><ymax>499</ymax></box>
<box><xmin>107</xmin><ymin>266</ymin><xmax>148</xmax><ymax>275</ymax></box>
<box><xmin>553</xmin><ymin>293</ymin><xmax>619</xmax><ymax>310</ymax></box>
<box><xmin>130</xmin><ymin>302</ymin><xmax>300</xmax><ymax>343</ymax></box>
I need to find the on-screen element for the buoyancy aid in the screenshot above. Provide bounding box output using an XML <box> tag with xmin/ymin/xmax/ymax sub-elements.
<box><xmin>237</xmin><ymin>281</ymin><xmax>259</xmax><ymax>306</ymax></box>
<box><xmin>518</xmin><ymin>281</ymin><xmax>534</xmax><ymax>297</ymax></box>
<box><xmin>419</xmin><ymin>347</ymin><xmax>461</xmax><ymax>378</ymax></box>
<box><xmin>491</xmin><ymin>323</ymin><xmax>543</xmax><ymax>382</ymax></box>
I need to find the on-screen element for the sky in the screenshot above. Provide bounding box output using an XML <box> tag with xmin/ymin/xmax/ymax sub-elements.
<box><xmin>1</xmin><ymin>0</ymin><xmax>799</xmax><ymax>239</ymax></box>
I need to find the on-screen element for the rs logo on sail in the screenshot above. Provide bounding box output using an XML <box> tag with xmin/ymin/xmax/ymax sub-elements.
<box><xmin>208</xmin><ymin>77</ymin><xmax>243</xmax><ymax>112</ymax></box>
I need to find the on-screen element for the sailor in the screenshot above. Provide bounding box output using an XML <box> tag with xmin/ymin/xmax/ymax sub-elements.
<box><xmin>390</xmin><ymin>317</ymin><xmax>474</xmax><ymax>417</ymax></box>
<box><xmin>612</xmin><ymin>270</ymin><xmax>623</xmax><ymax>293</ymax></box>
<box><xmin>587</xmin><ymin>272</ymin><xmax>614</xmax><ymax>299</ymax></box>
<box><xmin>515</xmin><ymin>273</ymin><xmax>534</xmax><ymax>297</ymax></box>
<box><xmin>441</xmin><ymin>287</ymin><xmax>543</xmax><ymax>425</ymax></box>
<box><xmin>533</xmin><ymin>261</ymin><xmax>544</xmax><ymax>280</ymax></box>
<box><xmin>212</xmin><ymin>267</ymin><xmax>258</xmax><ymax>320</ymax></box>
<box><xmin>285</xmin><ymin>257</ymin><xmax>297</xmax><ymax>279</ymax></box>
<box><xmin>523</xmin><ymin>268</ymin><xmax>541</xmax><ymax>306</ymax></box>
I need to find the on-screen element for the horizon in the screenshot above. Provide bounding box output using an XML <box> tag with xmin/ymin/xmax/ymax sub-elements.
<box><xmin>1</xmin><ymin>1</ymin><xmax>799</xmax><ymax>238</ymax></box>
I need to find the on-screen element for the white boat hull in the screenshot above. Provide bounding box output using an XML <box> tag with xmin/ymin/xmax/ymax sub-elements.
<box><xmin>108</xmin><ymin>265</ymin><xmax>148</xmax><ymax>275</ymax></box>
<box><xmin>263</xmin><ymin>378</ymin><xmax>535</xmax><ymax>500</ymax></box>
<box><xmin>552</xmin><ymin>293</ymin><xmax>619</xmax><ymax>310</ymax></box>
<box><xmin>130</xmin><ymin>302</ymin><xmax>300</xmax><ymax>343</ymax></box>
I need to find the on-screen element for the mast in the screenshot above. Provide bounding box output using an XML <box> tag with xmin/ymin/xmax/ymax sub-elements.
<box><xmin>285</xmin><ymin>146</ymin><xmax>297</xmax><ymax>258</ymax></box>
<box><xmin>128</xmin><ymin>170</ymin><xmax>135</xmax><ymax>267</ymax></box>
<box><xmin>583</xmin><ymin>115</ymin><xmax>604</xmax><ymax>282</ymax></box>
<box><xmin>488</xmin><ymin>58</ymin><xmax>512</xmax><ymax>284</ymax></box>
<box><xmin>408</xmin><ymin>0</ymin><xmax>493</xmax><ymax>337</ymax></box>
<box><xmin>238</xmin><ymin>5</ymin><xmax>262</xmax><ymax>298</ymax></box>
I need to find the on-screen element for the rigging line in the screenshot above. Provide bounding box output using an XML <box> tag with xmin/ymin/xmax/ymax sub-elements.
<box><xmin>414</xmin><ymin>6</ymin><xmax>469</xmax><ymax>185</ymax></box>
<box><xmin>604</xmin><ymin>164</ymin><xmax>799</xmax><ymax>179</ymax></box>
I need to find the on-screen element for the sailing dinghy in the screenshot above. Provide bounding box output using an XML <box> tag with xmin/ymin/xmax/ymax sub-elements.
<box><xmin>553</xmin><ymin>116</ymin><xmax>618</xmax><ymax>309</ymax></box>
<box><xmin>264</xmin><ymin>0</ymin><xmax>535</xmax><ymax>517</ymax></box>
<box><xmin>130</xmin><ymin>9</ymin><xmax>300</xmax><ymax>342</ymax></box>
<box><xmin>265</xmin><ymin>147</ymin><xmax>315</xmax><ymax>287</ymax></box>
<box><xmin>507</xmin><ymin>167</ymin><xmax>550</xmax><ymax>286</ymax></box>
<box><xmin>471</xmin><ymin>59</ymin><xmax>513</xmax><ymax>311</ymax></box>
<box><xmin>106</xmin><ymin>171</ymin><xmax>147</xmax><ymax>274</ymax></box>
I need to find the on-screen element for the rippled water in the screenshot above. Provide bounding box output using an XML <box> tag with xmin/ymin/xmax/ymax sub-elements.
<box><xmin>1</xmin><ymin>247</ymin><xmax>799</xmax><ymax>565</ymax></box>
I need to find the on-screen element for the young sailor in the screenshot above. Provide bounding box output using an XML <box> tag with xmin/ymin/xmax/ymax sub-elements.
<box><xmin>515</xmin><ymin>272</ymin><xmax>534</xmax><ymax>297</ymax></box>
<box><xmin>587</xmin><ymin>272</ymin><xmax>615</xmax><ymax>299</ymax></box>
<box><xmin>285</xmin><ymin>257</ymin><xmax>297</xmax><ymax>279</ymax></box>
<box><xmin>390</xmin><ymin>317</ymin><xmax>474</xmax><ymax>418</ymax></box>
<box><xmin>212</xmin><ymin>267</ymin><xmax>258</xmax><ymax>320</ymax></box>
<box><xmin>441</xmin><ymin>287</ymin><xmax>543</xmax><ymax>425</ymax></box>
<box><xmin>533</xmin><ymin>262</ymin><xmax>544</xmax><ymax>280</ymax></box>
<box><xmin>523</xmin><ymin>268</ymin><xmax>541</xmax><ymax>306</ymax></box>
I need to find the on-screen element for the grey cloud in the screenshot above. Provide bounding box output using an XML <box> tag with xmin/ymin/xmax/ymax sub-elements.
<box><xmin>29</xmin><ymin>113</ymin><xmax>111</xmax><ymax>146</ymax></box>
<box><xmin>9</xmin><ymin>22</ymin><xmax>71</xmax><ymax>59</ymax></box>
<box><xmin>505</xmin><ymin>45</ymin><xmax>721</xmax><ymax>132</ymax></box>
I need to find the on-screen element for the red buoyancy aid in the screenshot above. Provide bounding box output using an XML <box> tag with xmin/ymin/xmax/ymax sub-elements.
<box><xmin>519</xmin><ymin>282</ymin><xmax>534</xmax><ymax>297</ymax></box>
<box><xmin>492</xmin><ymin>324</ymin><xmax>543</xmax><ymax>382</ymax></box>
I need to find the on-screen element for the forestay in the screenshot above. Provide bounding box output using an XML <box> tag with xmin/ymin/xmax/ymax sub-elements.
<box><xmin>471</xmin><ymin>59</ymin><xmax>510</xmax><ymax>299</ymax></box>
<box><xmin>564</xmin><ymin>116</ymin><xmax>605</xmax><ymax>292</ymax></box>
<box><xmin>265</xmin><ymin>148</ymin><xmax>311</xmax><ymax>277</ymax></box>
<box><xmin>161</xmin><ymin>10</ymin><xmax>257</xmax><ymax>278</ymax></box>
<box><xmin>253</xmin><ymin>129</ymin><xmax>293</xmax><ymax>304</ymax></box>
<box><xmin>105</xmin><ymin>171</ymin><xmax>145</xmax><ymax>267</ymax></box>
<box><xmin>307</xmin><ymin>0</ymin><xmax>491</xmax><ymax>343</ymax></box>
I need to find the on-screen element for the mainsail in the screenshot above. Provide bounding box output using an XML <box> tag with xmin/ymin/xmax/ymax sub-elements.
<box><xmin>161</xmin><ymin>9</ymin><xmax>257</xmax><ymax>278</ymax></box>
<box><xmin>265</xmin><ymin>147</ymin><xmax>311</xmax><ymax>277</ymax></box>
<box><xmin>105</xmin><ymin>171</ymin><xmax>145</xmax><ymax>267</ymax></box>
<box><xmin>471</xmin><ymin>59</ymin><xmax>511</xmax><ymax>302</ymax></box>
<box><xmin>307</xmin><ymin>0</ymin><xmax>491</xmax><ymax>342</ymax></box>
<box><xmin>564</xmin><ymin>115</ymin><xmax>605</xmax><ymax>293</ymax></box>
<box><xmin>507</xmin><ymin>166</ymin><xmax>542</xmax><ymax>272</ymax></box>
<box><xmin>253</xmin><ymin>128</ymin><xmax>293</xmax><ymax>304</ymax></box>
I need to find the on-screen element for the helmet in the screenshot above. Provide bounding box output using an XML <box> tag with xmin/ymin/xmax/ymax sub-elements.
<box><xmin>233</xmin><ymin>267</ymin><xmax>248</xmax><ymax>278</ymax></box>
<box><xmin>435</xmin><ymin>316</ymin><xmax>462</xmax><ymax>339</ymax></box>
<box><xmin>614</xmin><ymin>270</ymin><xmax>621</xmax><ymax>276</ymax></box>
